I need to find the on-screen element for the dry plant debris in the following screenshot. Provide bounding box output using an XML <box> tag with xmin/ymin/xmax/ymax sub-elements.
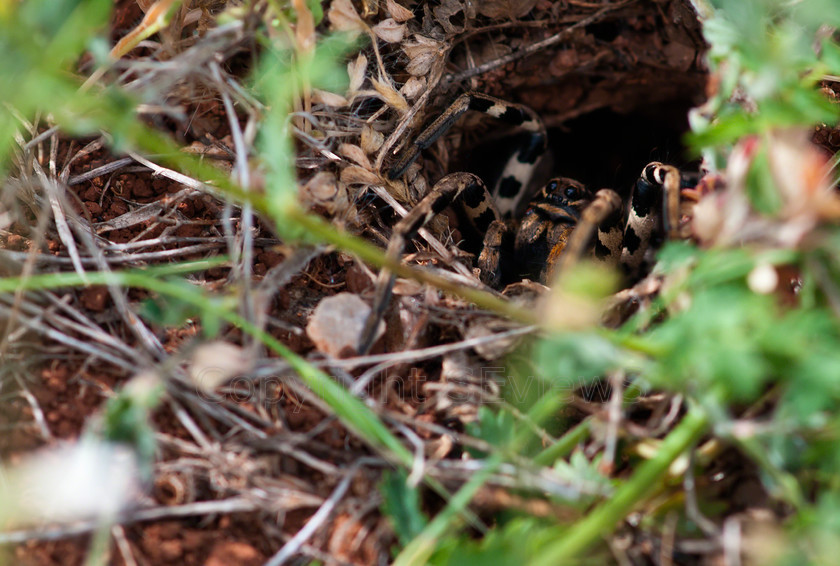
<box><xmin>2</xmin><ymin>0</ymin><xmax>840</xmax><ymax>565</ymax></box>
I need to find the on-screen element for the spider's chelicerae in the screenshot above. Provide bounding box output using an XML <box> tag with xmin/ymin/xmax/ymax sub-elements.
<box><xmin>359</xmin><ymin>92</ymin><xmax>695</xmax><ymax>354</ymax></box>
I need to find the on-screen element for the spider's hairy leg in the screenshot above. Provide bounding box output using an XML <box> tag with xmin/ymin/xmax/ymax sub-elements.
<box><xmin>650</xmin><ymin>163</ymin><xmax>682</xmax><ymax>239</ymax></box>
<box><xmin>388</xmin><ymin>92</ymin><xmax>547</xmax><ymax>197</ymax></box>
<box><xmin>358</xmin><ymin>173</ymin><xmax>497</xmax><ymax>355</ymax></box>
<box><xmin>621</xmin><ymin>162</ymin><xmax>666</xmax><ymax>273</ymax></box>
<box><xmin>545</xmin><ymin>188</ymin><xmax>623</xmax><ymax>282</ymax></box>
<box><xmin>620</xmin><ymin>162</ymin><xmax>682</xmax><ymax>275</ymax></box>
<box><xmin>490</xmin><ymin>110</ymin><xmax>547</xmax><ymax>218</ymax></box>
<box><xmin>477</xmin><ymin>220</ymin><xmax>512</xmax><ymax>289</ymax></box>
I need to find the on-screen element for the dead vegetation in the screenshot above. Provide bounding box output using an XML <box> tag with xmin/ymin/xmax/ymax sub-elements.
<box><xmin>2</xmin><ymin>0</ymin><xmax>840</xmax><ymax>565</ymax></box>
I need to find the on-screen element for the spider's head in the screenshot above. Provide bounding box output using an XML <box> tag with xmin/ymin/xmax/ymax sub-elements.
<box><xmin>537</xmin><ymin>178</ymin><xmax>593</xmax><ymax>213</ymax></box>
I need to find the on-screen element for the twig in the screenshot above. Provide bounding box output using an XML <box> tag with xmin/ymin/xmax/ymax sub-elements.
<box><xmin>264</xmin><ymin>461</ymin><xmax>364</xmax><ymax>566</ymax></box>
<box><xmin>127</xmin><ymin>153</ymin><xmax>211</xmax><ymax>191</ymax></box>
<box><xmin>333</xmin><ymin>324</ymin><xmax>539</xmax><ymax>372</ymax></box>
<box><xmin>364</xmin><ymin>183</ymin><xmax>474</xmax><ymax>279</ymax></box>
<box><xmin>601</xmin><ymin>371</ymin><xmax>625</xmax><ymax>474</ymax></box>
<box><xmin>67</xmin><ymin>158</ymin><xmax>135</xmax><ymax>186</ymax></box>
<box><xmin>210</xmin><ymin>61</ymin><xmax>258</xmax><ymax>341</ymax></box>
<box><xmin>42</xmin><ymin>176</ymin><xmax>86</xmax><ymax>278</ymax></box>
<box><xmin>12</xmin><ymin>372</ymin><xmax>53</xmax><ymax>441</ymax></box>
<box><xmin>683</xmin><ymin>451</ymin><xmax>721</xmax><ymax>537</ymax></box>
<box><xmin>61</xmin><ymin>192</ymin><xmax>166</xmax><ymax>361</ymax></box>
<box><xmin>111</xmin><ymin>525</ymin><xmax>138</xmax><ymax>566</ymax></box>
<box><xmin>255</xmin><ymin>323</ymin><xmax>538</xmax><ymax>394</ymax></box>
<box><xmin>0</xmin><ymin>302</ymin><xmax>135</xmax><ymax>371</ymax></box>
<box><xmin>0</xmin><ymin>244</ymin><xmax>224</xmax><ymax>267</ymax></box>
<box><xmin>373</xmin><ymin>47</ymin><xmax>448</xmax><ymax>172</ymax></box>
<box><xmin>534</xmin><ymin>404</ymin><xmax>709</xmax><ymax>565</ymax></box>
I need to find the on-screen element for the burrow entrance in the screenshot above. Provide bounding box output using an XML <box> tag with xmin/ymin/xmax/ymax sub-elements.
<box><xmin>441</xmin><ymin>0</ymin><xmax>709</xmax><ymax>200</ymax></box>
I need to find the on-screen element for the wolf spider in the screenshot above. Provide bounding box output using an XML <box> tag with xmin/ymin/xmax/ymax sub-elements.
<box><xmin>358</xmin><ymin>92</ymin><xmax>692</xmax><ymax>354</ymax></box>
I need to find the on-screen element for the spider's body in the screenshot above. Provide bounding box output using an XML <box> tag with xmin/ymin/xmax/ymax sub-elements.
<box><xmin>358</xmin><ymin>92</ymin><xmax>688</xmax><ymax>353</ymax></box>
<box><xmin>480</xmin><ymin>177</ymin><xmax>604</xmax><ymax>287</ymax></box>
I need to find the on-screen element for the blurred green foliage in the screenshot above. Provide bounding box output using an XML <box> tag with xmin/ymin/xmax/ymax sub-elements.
<box><xmin>100</xmin><ymin>375</ymin><xmax>164</xmax><ymax>479</ymax></box>
<box><xmin>381</xmin><ymin>470</ymin><xmax>429</xmax><ymax>547</ymax></box>
<box><xmin>690</xmin><ymin>0</ymin><xmax>840</xmax><ymax>159</ymax></box>
<box><xmin>0</xmin><ymin>0</ymin><xmax>112</xmax><ymax>166</ymax></box>
<box><xmin>4</xmin><ymin>0</ymin><xmax>840</xmax><ymax>564</ymax></box>
<box><xmin>425</xmin><ymin>0</ymin><xmax>840</xmax><ymax>563</ymax></box>
<box><xmin>252</xmin><ymin>32</ymin><xmax>355</xmax><ymax>231</ymax></box>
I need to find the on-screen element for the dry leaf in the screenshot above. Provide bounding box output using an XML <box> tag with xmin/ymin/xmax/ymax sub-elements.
<box><xmin>372</xmin><ymin>18</ymin><xmax>406</xmax><ymax>43</ymax></box>
<box><xmin>399</xmin><ymin>76</ymin><xmax>426</xmax><ymax>99</ymax></box>
<box><xmin>302</xmin><ymin>173</ymin><xmax>352</xmax><ymax>216</ymax></box>
<box><xmin>312</xmin><ymin>88</ymin><xmax>348</xmax><ymax>107</ymax></box>
<box><xmin>372</xmin><ymin>77</ymin><xmax>409</xmax><ymax>113</ymax></box>
<box><xmin>767</xmin><ymin>128</ymin><xmax>832</xmax><ymax>213</ymax></box>
<box><xmin>403</xmin><ymin>35</ymin><xmax>443</xmax><ymax>76</ymax></box>
<box><xmin>361</xmin><ymin>126</ymin><xmax>385</xmax><ymax>154</ymax></box>
<box><xmin>341</xmin><ymin>165</ymin><xmax>381</xmax><ymax>185</ymax></box>
<box><xmin>432</xmin><ymin>0</ymin><xmax>475</xmax><ymax>33</ymax></box>
<box><xmin>328</xmin><ymin>0</ymin><xmax>366</xmax><ymax>33</ymax></box>
<box><xmin>339</xmin><ymin>143</ymin><xmax>372</xmax><ymax>168</ymax></box>
<box><xmin>392</xmin><ymin>278</ymin><xmax>424</xmax><ymax>295</ymax></box>
<box><xmin>347</xmin><ymin>53</ymin><xmax>368</xmax><ymax>94</ymax></box>
<box><xmin>691</xmin><ymin>191</ymin><xmax>729</xmax><ymax>245</ymax></box>
<box><xmin>477</xmin><ymin>0</ymin><xmax>538</xmax><ymax>19</ymax></box>
<box><xmin>386</xmin><ymin>0</ymin><xmax>414</xmax><ymax>22</ymax></box>
<box><xmin>301</xmin><ymin>171</ymin><xmax>339</xmax><ymax>203</ymax></box>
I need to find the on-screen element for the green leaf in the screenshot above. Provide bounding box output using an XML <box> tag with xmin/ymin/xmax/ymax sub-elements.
<box><xmin>534</xmin><ymin>332</ymin><xmax>627</xmax><ymax>388</ymax></box>
<box><xmin>306</xmin><ymin>0</ymin><xmax>324</xmax><ymax>24</ymax></box>
<box><xmin>381</xmin><ymin>470</ymin><xmax>429</xmax><ymax>547</ymax></box>
<box><xmin>465</xmin><ymin>407</ymin><xmax>516</xmax><ymax>454</ymax></box>
<box><xmin>745</xmin><ymin>147</ymin><xmax>782</xmax><ymax>214</ymax></box>
<box><xmin>252</xmin><ymin>33</ymin><xmax>359</xmax><ymax>236</ymax></box>
<box><xmin>100</xmin><ymin>375</ymin><xmax>164</xmax><ymax>478</ymax></box>
<box><xmin>433</xmin><ymin>518</ymin><xmax>564</xmax><ymax>565</ymax></box>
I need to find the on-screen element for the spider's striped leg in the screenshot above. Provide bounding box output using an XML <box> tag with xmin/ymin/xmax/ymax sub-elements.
<box><xmin>477</xmin><ymin>220</ymin><xmax>513</xmax><ymax>289</ymax></box>
<box><xmin>620</xmin><ymin>162</ymin><xmax>682</xmax><ymax>275</ymax></box>
<box><xmin>658</xmin><ymin>164</ymin><xmax>682</xmax><ymax>240</ymax></box>
<box><xmin>388</xmin><ymin>92</ymin><xmax>547</xmax><ymax>201</ymax></box>
<box><xmin>544</xmin><ymin>189</ymin><xmax>623</xmax><ymax>282</ymax></box>
<box><xmin>358</xmin><ymin>173</ymin><xmax>497</xmax><ymax>355</ymax></box>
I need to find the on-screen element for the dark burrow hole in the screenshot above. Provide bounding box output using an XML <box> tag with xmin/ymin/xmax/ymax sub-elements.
<box><xmin>466</xmin><ymin>100</ymin><xmax>699</xmax><ymax>202</ymax></box>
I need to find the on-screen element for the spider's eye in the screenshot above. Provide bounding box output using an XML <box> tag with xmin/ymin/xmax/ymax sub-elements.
<box><xmin>564</xmin><ymin>186</ymin><xmax>578</xmax><ymax>199</ymax></box>
<box><xmin>546</xmin><ymin>180</ymin><xmax>559</xmax><ymax>193</ymax></box>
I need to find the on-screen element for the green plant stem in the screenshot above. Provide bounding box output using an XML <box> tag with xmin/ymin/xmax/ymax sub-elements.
<box><xmin>226</xmin><ymin>306</ymin><xmax>415</xmax><ymax>466</ymax></box>
<box><xmin>0</xmin><ymin>258</ymin><xmax>228</xmax><ymax>292</ymax></box>
<box><xmin>393</xmin><ymin>453</ymin><xmax>504</xmax><ymax>566</ymax></box>
<box><xmin>732</xmin><ymin>435</ymin><xmax>805</xmax><ymax>508</ymax></box>
<box><xmin>533</xmin><ymin>418</ymin><xmax>591</xmax><ymax>467</ymax></box>
<box><xmin>534</xmin><ymin>404</ymin><xmax>709</xmax><ymax>565</ymax></box>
